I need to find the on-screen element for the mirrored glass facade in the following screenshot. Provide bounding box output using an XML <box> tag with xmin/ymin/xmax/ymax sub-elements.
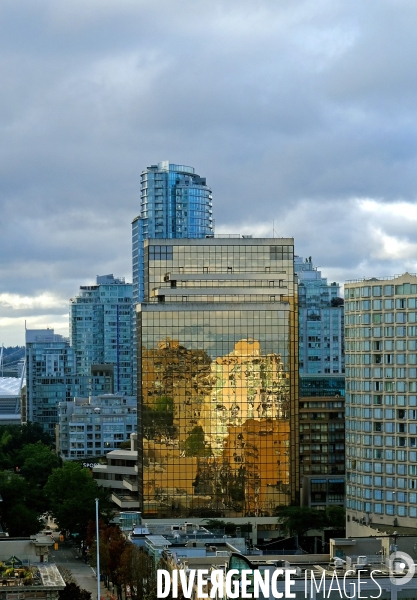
<box><xmin>137</xmin><ymin>238</ymin><xmax>298</xmax><ymax>518</ymax></box>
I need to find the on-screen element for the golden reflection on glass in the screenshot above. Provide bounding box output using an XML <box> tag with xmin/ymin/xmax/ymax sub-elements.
<box><xmin>141</xmin><ymin>333</ymin><xmax>290</xmax><ymax>518</ymax></box>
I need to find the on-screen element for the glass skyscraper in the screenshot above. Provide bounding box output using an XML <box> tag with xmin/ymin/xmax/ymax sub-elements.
<box><xmin>132</xmin><ymin>162</ymin><xmax>214</xmax><ymax>396</ymax></box>
<box><xmin>132</xmin><ymin>161</ymin><xmax>214</xmax><ymax>304</ymax></box>
<box><xmin>345</xmin><ymin>273</ymin><xmax>417</xmax><ymax>532</ymax></box>
<box><xmin>137</xmin><ymin>237</ymin><xmax>298</xmax><ymax>519</ymax></box>
<box><xmin>25</xmin><ymin>329</ymin><xmax>113</xmax><ymax>435</ymax></box>
<box><xmin>295</xmin><ymin>256</ymin><xmax>344</xmax><ymax>377</ymax></box>
<box><xmin>70</xmin><ymin>275</ymin><xmax>133</xmax><ymax>395</ymax></box>
<box><xmin>295</xmin><ymin>257</ymin><xmax>345</xmax><ymax>503</ymax></box>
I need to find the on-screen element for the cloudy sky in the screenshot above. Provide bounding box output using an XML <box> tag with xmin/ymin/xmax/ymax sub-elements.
<box><xmin>1</xmin><ymin>0</ymin><xmax>417</xmax><ymax>345</ymax></box>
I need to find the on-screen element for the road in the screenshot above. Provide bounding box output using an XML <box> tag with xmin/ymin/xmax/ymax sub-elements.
<box><xmin>49</xmin><ymin>539</ymin><xmax>110</xmax><ymax>600</ymax></box>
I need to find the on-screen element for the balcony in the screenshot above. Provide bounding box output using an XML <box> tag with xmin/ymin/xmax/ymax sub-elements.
<box><xmin>111</xmin><ymin>491</ymin><xmax>140</xmax><ymax>510</ymax></box>
<box><xmin>123</xmin><ymin>476</ymin><xmax>138</xmax><ymax>492</ymax></box>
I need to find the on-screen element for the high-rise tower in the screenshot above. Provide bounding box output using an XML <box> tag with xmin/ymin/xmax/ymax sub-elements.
<box><xmin>132</xmin><ymin>162</ymin><xmax>214</xmax><ymax>395</ymax></box>
<box><xmin>70</xmin><ymin>275</ymin><xmax>133</xmax><ymax>395</ymax></box>
<box><xmin>345</xmin><ymin>273</ymin><xmax>417</xmax><ymax>533</ymax></box>
<box><xmin>132</xmin><ymin>161</ymin><xmax>214</xmax><ymax>304</ymax></box>
<box><xmin>136</xmin><ymin>237</ymin><xmax>298</xmax><ymax>518</ymax></box>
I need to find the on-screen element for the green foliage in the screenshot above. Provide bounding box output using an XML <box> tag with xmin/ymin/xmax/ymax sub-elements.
<box><xmin>275</xmin><ymin>505</ymin><xmax>327</xmax><ymax>536</ymax></box>
<box><xmin>325</xmin><ymin>505</ymin><xmax>346</xmax><ymax>530</ymax></box>
<box><xmin>154</xmin><ymin>395</ymin><xmax>173</xmax><ymax>412</ymax></box>
<box><xmin>143</xmin><ymin>405</ymin><xmax>175</xmax><ymax>440</ymax></box>
<box><xmin>16</xmin><ymin>441</ymin><xmax>61</xmax><ymax>488</ymax></box>
<box><xmin>0</xmin><ymin>423</ymin><xmax>54</xmax><ymax>470</ymax></box>
<box><xmin>275</xmin><ymin>505</ymin><xmax>346</xmax><ymax>536</ymax></box>
<box><xmin>58</xmin><ymin>583</ymin><xmax>91</xmax><ymax>600</ymax></box>
<box><xmin>44</xmin><ymin>462</ymin><xmax>112</xmax><ymax>537</ymax></box>
<box><xmin>0</xmin><ymin>471</ymin><xmax>41</xmax><ymax>536</ymax></box>
<box><xmin>183</xmin><ymin>426</ymin><xmax>211</xmax><ymax>457</ymax></box>
<box><xmin>203</xmin><ymin>519</ymin><xmax>247</xmax><ymax>534</ymax></box>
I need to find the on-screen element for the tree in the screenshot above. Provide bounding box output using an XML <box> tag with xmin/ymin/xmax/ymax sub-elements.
<box><xmin>0</xmin><ymin>423</ymin><xmax>53</xmax><ymax>471</ymax></box>
<box><xmin>44</xmin><ymin>462</ymin><xmax>112</xmax><ymax>538</ymax></box>
<box><xmin>58</xmin><ymin>583</ymin><xmax>91</xmax><ymax>600</ymax></box>
<box><xmin>183</xmin><ymin>426</ymin><xmax>211</xmax><ymax>457</ymax></box>
<box><xmin>274</xmin><ymin>505</ymin><xmax>327</xmax><ymax>537</ymax></box>
<box><xmin>120</xmin><ymin>545</ymin><xmax>156</xmax><ymax>600</ymax></box>
<box><xmin>154</xmin><ymin>395</ymin><xmax>173</xmax><ymax>412</ymax></box>
<box><xmin>0</xmin><ymin>471</ymin><xmax>41</xmax><ymax>536</ymax></box>
<box><xmin>325</xmin><ymin>506</ymin><xmax>345</xmax><ymax>531</ymax></box>
<box><xmin>16</xmin><ymin>441</ymin><xmax>61</xmax><ymax>488</ymax></box>
<box><xmin>275</xmin><ymin>505</ymin><xmax>346</xmax><ymax>537</ymax></box>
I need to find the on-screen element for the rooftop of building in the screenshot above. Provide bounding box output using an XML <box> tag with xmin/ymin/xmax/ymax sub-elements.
<box><xmin>95</xmin><ymin>274</ymin><xmax>126</xmax><ymax>285</ymax></box>
<box><xmin>146</xmin><ymin>162</ymin><xmax>196</xmax><ymax>174</ymax></box>
<box><xmin>0</xmin><ymin>377</ymin><xmax>24</xmax><ymax>396</ymax></box>
<box><xmin>144</xmin><ymin>236</ymin><xmax>294</xmax><ymax>246</ymax></box>
<box><xmin>0</xmin><ymin>563</ymin><xmax>65</xmax><ymax>589</ymax></box>
<box><xmin>346</xmin><ymin>272</ymin><xmax>417</xmax><ymax>284</ymax></box>
<box><xmin>25</xmin><ymin>328</ymin><xmax>68</xmax><ymax>344</ymax></box>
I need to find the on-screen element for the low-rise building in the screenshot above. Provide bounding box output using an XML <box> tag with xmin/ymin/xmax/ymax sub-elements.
<box><xmin>301</xmin><ymin>475</ymin><xmax>345</xmax><ymax>509</ymax></box>
<box><xmin>167</xmin><ymin>550</ymin><xmax>417</xmax><ymax>600</ymax></box>
<box><xmin>0</xmin><ymin>534</ymin><xmax>54</xmax><ymax>564</ymax></box>
<box><xmin>92</xmin><ymin>433</ymin><xmax>138</xmax><ymax>509</ymax></box>
<box><xmin>58</xmin><ymin>394</ymin><xmax>136</xmax><ymax>459</ymax></box>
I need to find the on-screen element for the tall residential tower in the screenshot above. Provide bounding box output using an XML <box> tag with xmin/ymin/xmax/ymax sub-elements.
<box><xmin>132</xmin><ymin>161</ymin><xmax>214</xmax><ymax>304</ymax></box>
<box><xmin>70</xmin><ymin>275</ymin><xmax>133</xmax><ymax>395</ymax></box>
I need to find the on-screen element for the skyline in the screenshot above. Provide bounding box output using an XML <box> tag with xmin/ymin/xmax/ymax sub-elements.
<box><xmin>2</xmin><ymin>1</ymin><xmax>417</xmax><ymax>344</ymax></box>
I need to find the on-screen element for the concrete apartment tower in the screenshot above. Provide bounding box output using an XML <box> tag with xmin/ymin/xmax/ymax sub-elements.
<box><xmin>136</xmin><ymin>237</ymin><xmax>298</xmax><ymax>519</ymax></box>
<box><xmin>345</xmin><ymin>273</ymin><xmax>417</xmax><ymax>534</ymax></box>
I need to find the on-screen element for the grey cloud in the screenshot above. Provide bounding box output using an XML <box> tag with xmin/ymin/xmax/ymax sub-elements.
<box><xmin>1</xmin><ymin>0</ymin><xmax>417</xmax><ymax>343</ymax></box>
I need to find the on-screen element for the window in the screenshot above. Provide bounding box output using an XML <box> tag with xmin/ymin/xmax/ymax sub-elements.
<box><xmin>149</xmin><ymin>245</ymin><xmax>173</xmax><ymax>260</ymax></box>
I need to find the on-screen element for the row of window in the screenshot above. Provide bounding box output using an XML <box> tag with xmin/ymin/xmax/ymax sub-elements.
<box><xmin>347</xmin><ymin>367</ymin><xmax>417</xmax><ymax>377</ymax></box>
<box><xmin>348</xmin><ymin>471</ymin><xmax>416</xmax><ymax>484</ymax></box>
<box><xmin>348</xmin><ymin>488</ymin><xmax>414</xmax><ymax>500</ymax></box>
<box><xmin>346</xmin><ymin>311</ymin><xmax>417</xmax><ymax>324</ymax></box>
<box><xmin>346</xmin><ymin>326</ymin><xmax>417</xmax><ymax>337</ymax></box>
<box><xmin>349</xmin><ymin>446</ymin><xmax>417</xmax><ymax>459</ymax></box>
<box><xmin>347</xmin><ymin>407</ymin><xmax>416</xmax><ymax>420</ymax></box>
<box><xmin>347</xmin><ymin>457</ymin><xmax>416</xmax><ymax>470</ymax></box>
<box><xmin>347</xmin><ymin>380</ymin><xmax>417</xmax><ymax>392</ymax></box>
<box><xmin>346</xmin><ymin>432</ymin><xmax>417</xmax><ymax>452</ymax></box>
<box><xmin>347</xmin><ymin>499</ymin><xmax>414</xmax><ymax>516</ymax></box>
<box><xmin>345</xmin><ymin>283</ymin><xmax>417</xmax><ymax>298</ymax></box>
<box><xmin>346</xmin><ymin>298</ymin><xmax>417</xmax><ymax>311</ymax></box>
<box><xmin>346</xmin><ymin>393</ymin><xmax>417</xmax><ymax>406</ymax></box>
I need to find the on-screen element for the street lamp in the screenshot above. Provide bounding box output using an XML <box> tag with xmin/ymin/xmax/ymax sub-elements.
<box><xmin>95</xmin><ymin>498</ymin><xmax>100</xmax><ymax>600</ymax></box>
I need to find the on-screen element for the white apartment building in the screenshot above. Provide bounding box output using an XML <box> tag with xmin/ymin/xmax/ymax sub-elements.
<box><xmin>58</xmin><ymin>394</ymin><xmax>137</xmax><ymax>459</ymax></box>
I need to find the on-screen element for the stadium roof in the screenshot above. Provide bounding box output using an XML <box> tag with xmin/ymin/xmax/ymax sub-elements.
<box><xmin>0</xmin><ymin>377</ymin><xmax>24</xmax><ymax>396</ymax></box>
